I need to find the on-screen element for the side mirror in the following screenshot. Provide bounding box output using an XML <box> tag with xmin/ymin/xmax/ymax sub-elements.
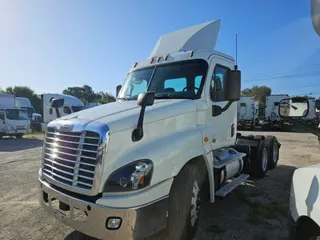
<box><xmin>137</xmin><ymin>91</ymin><xmax>155</xmax><ymax>107</ymax></box>
<box><xmin>225</xmin><ymin>70</ymin><xmax>241</xmax><ymax>102</ymax></box>
<box><xmin>311</xmin><ymin>0</ymin><xmax>320</xmax><ymax>37</ymax></box>
<box><xmin>279</xmin><ymin>97</ymin><xmax>309</xmax><ymax>118</ymax></box>
<box><xmin>132</xmin><ymin>91</ymin><xmax>155</xmax><ymax>142</ymax></box>
<box><xmin>51</xmin><ymin>98</ymin><xmax>64</xmax><ymax>108</ymax></box>
<box><xmin>116</xmin><ymin>85</ymin><xmax>122</xmax><ymax>98</ymax></box>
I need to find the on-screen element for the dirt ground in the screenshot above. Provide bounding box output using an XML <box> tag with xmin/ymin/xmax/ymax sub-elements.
<box><xmin>0</xmin><ymin>131</ymin><xmax>319</xmax><ymax>240</ymax></box>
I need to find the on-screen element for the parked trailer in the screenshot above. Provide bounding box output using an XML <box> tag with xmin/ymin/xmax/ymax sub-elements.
<box><xmin>237</xmin><ymin>96</ymin><xmax>256</xmax><ymax>130</ymax></box>
<box><xmin>263</xmin><ymin>94</ymin><xmax>289</xmax><ymax>130</ymax></box>
<box><xmin>40</xmin><ymin>93</ymin><xmax>85</xmax><ymax>131</ymax></box>
<box><xmin>38</xmin><ymin>20</ymin><xmax>281</xmax><ymax>240</ymax></box>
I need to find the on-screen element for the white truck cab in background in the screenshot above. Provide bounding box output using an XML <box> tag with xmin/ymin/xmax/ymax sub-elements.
<box><xmin>38</xmin><ymin>20</ymin><xmax>281</xmax><ymax>240</ymax></box>
<box><xmin>41</xmin><ymin>93</ymin><xmax>85</xmax><ymax>131</ymax></box>
<box><xmin>237</xmin><ymin>96</ymin><xmax>257</xmax><ymax>130</ymax></box>
<box><xmin>263</xmin><ymin>94</ymin><xmax>289</xmax><ymax>130</ymax></box>
<box><xmin>0</xmin><ymin>93</ymin><xmax>30</xmax><ymax>138</ymax></box>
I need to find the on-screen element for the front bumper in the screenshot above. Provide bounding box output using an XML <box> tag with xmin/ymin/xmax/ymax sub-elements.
<box><xmin>6</xmin><ymin>129</ymin><xmax>26</xmax><ymax>134</ymax></box>
<box><xmin>39</xmin><ymin>178</ymin><xmax>168</xmax><ymax>240</ymax></box>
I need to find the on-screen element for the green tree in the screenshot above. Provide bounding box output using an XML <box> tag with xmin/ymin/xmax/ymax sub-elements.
<box><xmin>4</xmin><ymin>86</ymin><xmax>41</xmax><ymax>112</ymax></box>
<box><xmin>62</xmin><ymin>85</ymin><xmax>116</xmax><ymax>104</ymax></box>
<box><xmin>241</xmin><ymin>85</ymin><xmax>272</xmax><ymax>119</ymax></box>
<box><xmin>63</xmin><ymin>85</ymin><xmax>97</xmax><ymax>103</ymax></box>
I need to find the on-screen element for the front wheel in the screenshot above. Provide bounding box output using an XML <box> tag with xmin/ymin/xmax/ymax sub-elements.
<box><xmin>163</xmin><ymin>164</ymin><xmax>204</xmax><ymax>240</ymax></box>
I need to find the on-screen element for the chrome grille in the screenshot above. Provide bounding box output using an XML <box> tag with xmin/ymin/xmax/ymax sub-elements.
<box><xmin>42</xmin><ymin>127</ymin><xmax>101</xmax><ymax>190</ymax></box>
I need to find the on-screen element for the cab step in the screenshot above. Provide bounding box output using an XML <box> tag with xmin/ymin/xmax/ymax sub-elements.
<box><xmin>215</xmin><ymin>174</ymin><xmax>249</xmax><ymax>198</ymax></box>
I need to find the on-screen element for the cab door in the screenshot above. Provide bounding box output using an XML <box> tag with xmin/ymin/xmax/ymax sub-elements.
<box><xmin>0</xmin><ymin>110</ymin><xmax>6</xmax><ymax>133</ymax></box>
<box><xmin>204</xmin><ymin>57</ymin><xmax>237</xmax><ymax>150</ymax></box>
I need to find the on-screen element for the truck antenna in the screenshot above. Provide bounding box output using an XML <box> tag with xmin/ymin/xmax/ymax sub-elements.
<box><xmin>235</xmin><ymin>33</ymin><xmax>238</xmax><ymax>70</ymax></box>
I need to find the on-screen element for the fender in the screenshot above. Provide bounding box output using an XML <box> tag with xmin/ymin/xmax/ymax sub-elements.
<box><xmin>290</xmin><ymin>166</ymin><xmax>320</xmax><ymax>225</ymax></box>
<box><xmin>99</xmin><ymin>112</ymin><xmax>207</xmax><ymax>205</ymax></box>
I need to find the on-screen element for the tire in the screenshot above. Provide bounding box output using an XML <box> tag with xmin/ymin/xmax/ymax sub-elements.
<box><xmin>250</xmin><ymin>141</ymin><xmax>269</xmax><ymax>178</ymax></box>
<box><xmin>266</xmin><ymin>136</ymin><xmax>280</xmax><ymax>170</ymax></box>
<box><xmin>163</xmin><ymin>164</ymin><xmax>204</xmax><ymax>240</ymax></box>
<box><xmin>15</xmin><ymin>133</ymin><xmax>23</xmax><ymax>139</ymax></box>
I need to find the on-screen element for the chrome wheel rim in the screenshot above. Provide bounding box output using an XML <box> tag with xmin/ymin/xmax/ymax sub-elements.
<box><xmin>262</xmin><ymin>148</ymin><xmax>268</xmax><ymax>171</ymax></box>
<box><xmin>273</xmin><ymin>142</ymin><xmax>278</xmax><ymax>163</ymax></box>
<box><xmin>190</xmin><ymin>180</ymin><xmax>200</xmax><ymax>227</ymax></box>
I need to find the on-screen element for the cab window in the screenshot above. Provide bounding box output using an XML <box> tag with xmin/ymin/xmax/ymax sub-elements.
<box><xmin>210</xmin><ymin>65</ymin><xmax>229</xmax><ymax>102</ymax></box>
<box><xmin>164</xmin><ymin>78</ymin><xmax>187</xmax><ymax>92</ymax></box>
<box><xmin>63</xmin><ymin>106</ymin><xmax>72</xmax><ymax>114</ymax></box>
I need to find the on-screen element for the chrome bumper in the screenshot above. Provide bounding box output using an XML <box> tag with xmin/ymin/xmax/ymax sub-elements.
<box><xmin>39</xmin><ymin>178</ymin><xmax>168</xmax><ymax>240</ymax></box>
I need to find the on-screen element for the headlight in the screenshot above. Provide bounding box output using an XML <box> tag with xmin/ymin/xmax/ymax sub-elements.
<box><xmin>7</xmin><ymin>124</ymin><xmax>14</xmax><ymax>131</ymax></box>
<box><xmin>104</xmin><ymin>160</ymin><xmax>153</xmax><ymax>192</ymax></box>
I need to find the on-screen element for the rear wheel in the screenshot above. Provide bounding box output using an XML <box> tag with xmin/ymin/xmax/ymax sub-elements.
<box><xmin>250</xmin><ymin>142</ymin><xmax>269</xmax><ymax>178</ymax></box>
<box><xmin>266</xmin><ymin>136</ymin><xmax>280</xmax><ymax>169</ymax></box>
<box><xmin>15</xmin><ymin>133</ymin><xmax>23</xmax><ymax>139</ymax></box>
<box><xmin>163</xmin><ymin>164</ymin><xmax>204</xmax><ymax>240</ymax></box>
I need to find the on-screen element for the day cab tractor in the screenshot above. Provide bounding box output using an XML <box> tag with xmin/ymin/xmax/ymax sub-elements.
<box><xmin>38</xmin><ymin>20</ymin><xmax>280</xmax><ymax>240</ymax></box>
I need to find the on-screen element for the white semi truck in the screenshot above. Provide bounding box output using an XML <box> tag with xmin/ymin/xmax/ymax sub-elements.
<box><xmin>263</xmin><ymin>94</ymin><xmax>289</xmax><ymax>130</ymax></box>
<box><xmin>40</xmin><ymin>93</ymin><xmax>85</xmax><ymax>131</ymax></box>
<box><xmin>38</xmin><ymin>20</ymin><xmax>281</xmax><ymax>240</ymax></box>
<box><xmin>237</xmin><ymin>96</ymin><xmax>257</xmax><ymax>130</ymax></box>
<box><xmin>0</xmin><ymin>93</ymin><xmax>30</xmax><ymax>138</ymax></box>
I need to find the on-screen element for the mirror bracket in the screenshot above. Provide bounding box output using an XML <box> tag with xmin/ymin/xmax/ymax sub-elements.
<box><xmin>132</xmin><ymin>92</ymin><xmax>155</xmax><ymax>142</ymax></box>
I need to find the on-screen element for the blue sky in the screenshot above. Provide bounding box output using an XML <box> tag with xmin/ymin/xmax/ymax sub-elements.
<box><xmin>0</xmin><ymin>0</ymin><xmax>319</xmax><ymax>97</ymax></box>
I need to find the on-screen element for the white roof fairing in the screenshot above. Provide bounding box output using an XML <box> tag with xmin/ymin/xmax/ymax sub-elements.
<box><xmin>150</xmin><ymin>20</ymin><xmax>221</xmax><ymax>57</ymax></box>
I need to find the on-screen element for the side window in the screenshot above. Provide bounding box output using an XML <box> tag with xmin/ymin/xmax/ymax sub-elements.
<box><xmin>0</xmin><ymin>110</ymin><xmax>4</xmax><ymax>121</ymax></box>
<box><xmin>194</xmin><ymin>76</ymin><xmax>202</xmax><ymax>89</ymax></box>
<box><xmin>127</xmin><ymin>79</ymin><xmax>148</xmax><ymax>98</ymax></box>
<box><xmin>240</xmin><ymin>103</ymin><xmax>246</xmax><ymax>107</ymax></box>
<box><xmin>210</xmin><ymin>65</ymin><xmax>229</xmax><ymax>102</ymax></box>
<box><xmin>49</xmin><ymin>108</ymin><xmax>53</xmax><ymax>115</ymax></box>
<box><xmin>164</xmin><ymin>78</ymin><xmax>187</xmax><ymax>92</ymax></box>
<box><xmin>63</xmin><ymin>106</ymin><xmax>72</xmax><ymax>114</ymax></box>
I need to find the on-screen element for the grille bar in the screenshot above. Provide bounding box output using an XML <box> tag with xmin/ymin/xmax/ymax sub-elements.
<box><xmin>42</xmin><ymin>128</ymin><xmax>100</xmax><ymax>190</ymax></box>
<box><xmin>45</xmin><ymin>141</ymin><xmax>98</xmax><ymax>153</ymax></box>
<box><xmin>44</xmin><ymin>147</ymin><xmax>97</xmax><ymax>160</ymax></box>
<box><xmin>45</xmin><ymin>137</ymin><xmax>99</xmax><ymax>147</ymax></box>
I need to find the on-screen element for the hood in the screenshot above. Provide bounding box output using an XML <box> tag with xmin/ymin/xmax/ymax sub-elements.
<box><xmin>59</xmin><ymin>99</ymin><xmax>196</xmax><ymax>133</ymax></box>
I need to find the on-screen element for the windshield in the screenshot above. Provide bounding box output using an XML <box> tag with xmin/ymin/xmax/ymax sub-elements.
<box><xmin>5</xmin><ymin>109</ymin><xmax>29</xmax><ymax>120</ymax></box>
<box><xmin>118</xmin><ymin>60</ymin><xmax>208</xmax><ymax>100</ymax></box>
<box><xmin>71</xmin><ymin>106</ymin><xmax>85</xmax><ymax>112</ymax></box>
<box><xmin>21</xmin><ymin>107</ymin><xmax>35</xmax><ymax>118</ymax></box>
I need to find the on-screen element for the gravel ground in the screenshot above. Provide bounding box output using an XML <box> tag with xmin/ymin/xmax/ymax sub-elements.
<box><xmin>0</xmin><ymin>131</ymin><xmax>319</xmax><ymax>240</ymax></box>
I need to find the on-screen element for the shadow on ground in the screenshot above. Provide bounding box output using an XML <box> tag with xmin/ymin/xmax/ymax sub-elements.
<box><xmin>0</xmin><ymin>138</ymin><xmax>43</xmax><ymax>152</ymax></box>
<box><xmin>61</xmin><ymin>165</ymin><xmax>297</xmax><ymax>240</ymax></box>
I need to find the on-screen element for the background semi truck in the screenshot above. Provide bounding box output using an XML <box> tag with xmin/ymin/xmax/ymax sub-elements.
<box><xmin>237</xmin><ymin>96</ymin><xmax>257</xmax><ymax>130</ymax></box>
<box><xmin>40</xmin><ymin>93</ymin><xmax>85</xmax><ymax>130</ymax></box>
<box><xmin>38</xmin><ymin>20</ymin><xmax>281</xmax><ymax>240</ymax></box>
<box><xmin>263</xmin><ymin>94</ymin><xmax>289</xmax><ymax>130</ymax></box>
<box><xmin>0</xmin><ymin>93</ymin><xmax>30</xmax><ymax>138</ymax></box>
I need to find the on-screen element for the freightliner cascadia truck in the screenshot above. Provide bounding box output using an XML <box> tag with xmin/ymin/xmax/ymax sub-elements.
<box><xmin>38</xmin><ymin>20</ymin><xmax>280</xmax><ymax>240</ymax></box>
